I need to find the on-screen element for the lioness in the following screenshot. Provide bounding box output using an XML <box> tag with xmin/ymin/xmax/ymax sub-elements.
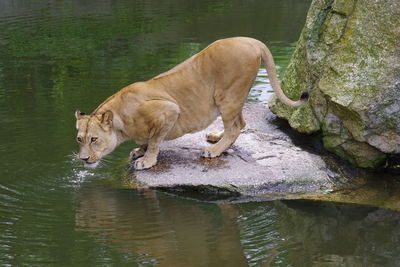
<box><xmin>75</xmin><ymin>37</ymin><xmax>308</xmax><ymax>170</ymax></box>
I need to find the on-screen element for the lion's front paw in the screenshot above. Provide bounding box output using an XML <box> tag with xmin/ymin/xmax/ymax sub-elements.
<box><xmin>133</xmin><ymin>157</ymin><xmax>157</xmax><ymax>170</ymax></box>
<box><xmin>201</xmin><ymin>147</ymin><xmax>222</xmax><ymax>158</ymax></box>
<box><xmin>130</xmin><ymin>147</ymin><xmax>146</xmax><ymax>160</ymax></box>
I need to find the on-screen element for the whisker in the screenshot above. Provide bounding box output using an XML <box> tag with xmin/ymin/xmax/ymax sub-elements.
<box><xmin>67</xmin><ymin>152</ymin><xmax>80</xmax><ymax>164</ymax></box>
<box><xmin>100</xmin><ymin>156</ymin><xmax>114</xmax><ymax>164</ymax></box>
<box><xmin>102</xmin><ymin>158</ymin><xmax>113</xmax><ymax>165</ymax></box>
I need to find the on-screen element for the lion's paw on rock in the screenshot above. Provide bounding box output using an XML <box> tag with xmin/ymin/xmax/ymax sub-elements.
<box><xmin>133</xmin><ymin>157</ymin><xmax>157</xmax><ymax>170</ymax></box>
<box><xmin>201</xmin><ymin>148</ymin><xmax>221</xmax><ymax>158</ymax></box>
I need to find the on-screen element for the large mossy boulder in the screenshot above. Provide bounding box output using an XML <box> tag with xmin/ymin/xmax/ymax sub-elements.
<box><xmin>269</xmin><ymin>0</ymin><xmax>400</xmax><ymax>168</ymax></box>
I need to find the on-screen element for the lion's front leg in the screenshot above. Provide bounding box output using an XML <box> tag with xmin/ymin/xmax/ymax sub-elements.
<box><xmin>133</xmin><ymin>143</ymin><xmax>158</xmax><ymax>170</ymax></box>
<box><xmin>132</xmin><ymin>100</ymin><xmax>180</xmax><ymax>170</ymax></box>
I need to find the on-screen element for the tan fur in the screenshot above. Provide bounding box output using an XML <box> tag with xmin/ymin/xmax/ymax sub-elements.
<box><xmin>75</xmin><ymin>37</ymin><xmax>308</xmax><ymax>170</ymax></box>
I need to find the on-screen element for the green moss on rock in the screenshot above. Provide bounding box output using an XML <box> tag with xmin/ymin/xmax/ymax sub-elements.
<box><xmin>289</xmin><ymin>106</ymin><xmax>320</xmax><ymax>134</ymax></box>
<box><xmin>322</xmin><ymin>13</ymin><xmax>347</xmax><ymax>44</ymax></box>
<box><xmin>332</xmin><ymin>0</ymin><xmax>355</xmax><ymax>16</ymax></box>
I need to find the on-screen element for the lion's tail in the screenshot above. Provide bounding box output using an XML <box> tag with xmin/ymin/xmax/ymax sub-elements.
<box><xmin>258</xmin><ymin>41</ymin><xmax>308</xmax><ymax>107</ymax></box>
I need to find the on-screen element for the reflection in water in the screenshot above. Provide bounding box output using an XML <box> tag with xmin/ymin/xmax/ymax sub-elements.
<box><xmin>276</xmin><ymin>201</ymin><xmax>400</xmax><ymax>267</ymax></box>
<box><xmin>75</xmin><ymin>185</ymin><xmax>249</xmax><ymax>266</ymax></box>
<box><xmin>306</xmin><ymin>176</ymin><xmax>400</xmax><ymax>211</ymax></box>
<box><xmin>74</xmin><ymin>184</ymin><xmax>400</xmax><ymax>266</ymax></box>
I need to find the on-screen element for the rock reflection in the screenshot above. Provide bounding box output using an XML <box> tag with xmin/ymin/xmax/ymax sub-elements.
<box><xmin>276</xmin><ymin>200</ymin><xmax>400</xmax><ymax>267</ymax></box>
<box><xmin>75</xmin><ymin>184</ymin><xmax>248</xmax><ymax>266</ymax></box>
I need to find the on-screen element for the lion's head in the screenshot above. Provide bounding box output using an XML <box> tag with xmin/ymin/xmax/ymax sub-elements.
<box><xmin>75</xmin><ymin>110</ymin><xmax>117</xmax><ymax>168</ymax></box>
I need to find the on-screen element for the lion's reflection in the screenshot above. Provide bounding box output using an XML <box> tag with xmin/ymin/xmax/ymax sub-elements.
<box><xmin>75</xmin><ymin>184</ymin><xmax>247</xmax><ymax>266</ymax></box>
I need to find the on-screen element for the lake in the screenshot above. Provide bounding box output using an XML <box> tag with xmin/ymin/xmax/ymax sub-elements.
<box><xmin>1</xmin><ymin>0</ymin><xmax>400</xmax><ymax>266</ymax></box>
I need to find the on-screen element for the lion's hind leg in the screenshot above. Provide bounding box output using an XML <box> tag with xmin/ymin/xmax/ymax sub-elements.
<box><xmin>205</xmin><ymin>112</ymin><xmax>245</xmax><ymax>143</ymax></box>
<box><xmin>206</xmin><ymin>130</ymin><xmax>224</xmax><ymax>143</ymax></box>
<box><xmin>202</xmin><ymin>113</ymin><xmax>246</xmax><ymax>158</ymax></box>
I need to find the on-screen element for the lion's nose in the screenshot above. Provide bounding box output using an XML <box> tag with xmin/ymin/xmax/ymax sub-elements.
<box><xmin>80</xmin><ymin>156</ymin><xmax>90</xmax><ymax>162</ymax></box>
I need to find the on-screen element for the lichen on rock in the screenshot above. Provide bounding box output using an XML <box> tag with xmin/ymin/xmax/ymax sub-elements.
<box><xmin>270</xmin><ymin>0</ymin><xmax>400</xmax><ymax>168</ymax></box>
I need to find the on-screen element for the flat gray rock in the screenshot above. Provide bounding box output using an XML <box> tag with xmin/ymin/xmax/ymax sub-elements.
<box><xmin>131</xmin><ymin>104</ymin><xmax>345</xmax><ymax>200</ymax></box>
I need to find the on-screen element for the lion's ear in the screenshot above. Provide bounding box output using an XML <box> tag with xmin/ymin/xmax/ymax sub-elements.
<box><xmin>101</xmin><ymin>110</ymin><xmax>113</xmax><ymax>128</ymax></box>
<box><xmin>75</xmin><ymin>110</ymin><xmax>86</xmax><ymax>120</ymax></box>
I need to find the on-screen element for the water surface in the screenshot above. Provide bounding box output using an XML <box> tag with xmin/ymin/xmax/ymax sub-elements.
<box><xmin>1</xmin><ymin>0</ymin><xmax>400</xmax><ymax>266</ymax></box>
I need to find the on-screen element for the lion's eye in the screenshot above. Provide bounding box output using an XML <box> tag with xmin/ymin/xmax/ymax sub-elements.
<box><xmin>77</xmin><ymin>137</ymin><xmax>82</xmax><ymax>143</ymax></box>
<box><xmin>91</xmin><ymin>137</ymin><xmax>98</xmax><ymax>143</ymax></box>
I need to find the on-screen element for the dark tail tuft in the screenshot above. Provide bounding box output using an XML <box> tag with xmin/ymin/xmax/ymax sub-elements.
<box><xmin>300</xmin><ymin>91</ymin><xmax>309</xmax><ymax>101</ymax></box>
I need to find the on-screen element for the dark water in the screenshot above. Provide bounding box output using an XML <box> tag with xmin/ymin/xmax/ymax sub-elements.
<box><xmin>1</xmin><ymin>0</ymin><xmax>400</xmax><ymax>266</ymax></box>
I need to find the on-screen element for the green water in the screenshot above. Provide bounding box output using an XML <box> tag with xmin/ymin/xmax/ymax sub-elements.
<box><xmin>1</xmin><ymin>0</ymin><xmax>400</xmax><ymax>266</ymax></box>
